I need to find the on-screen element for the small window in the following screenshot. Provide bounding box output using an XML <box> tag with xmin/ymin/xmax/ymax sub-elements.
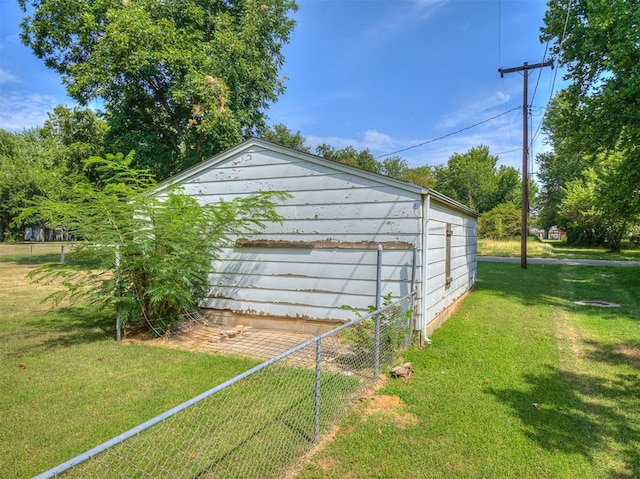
<box><xmin>445</xmin><ymin>223</ymin><xmax>453</xmax><ymax>288</ymax></box>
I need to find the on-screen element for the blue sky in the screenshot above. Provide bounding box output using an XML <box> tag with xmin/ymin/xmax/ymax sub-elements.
<box><xmin>0</xmin><ymin>0</ymin><xmax>565</xmax><ymax>172</ymax></box>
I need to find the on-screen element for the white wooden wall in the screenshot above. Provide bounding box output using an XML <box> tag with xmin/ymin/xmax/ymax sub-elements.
<box><xmin>165</xmin><ymin>140</ymin><xmax>478</xmax><ymax>326</ymax></box>
<box><xmin>423</xmin><ymin>198</ymin><xmax>478</xmax><ymax>326</ymax></box>
<box><xmin>177</xmin><ymin>146</ymin><xmax>422</xmax><ymax>321</ymax></box>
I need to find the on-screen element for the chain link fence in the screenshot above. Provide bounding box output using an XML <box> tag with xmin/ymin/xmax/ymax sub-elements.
<box><xmin>34</xmin><ymin>292</ymin><xmax>416</xmax><ymax>479</ymax></box>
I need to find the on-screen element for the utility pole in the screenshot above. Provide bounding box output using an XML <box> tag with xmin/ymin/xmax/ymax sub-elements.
<box><xmin>499</xmin><ymin>60</ymin><xmax>553</xmax><ymax>269</ymax></box>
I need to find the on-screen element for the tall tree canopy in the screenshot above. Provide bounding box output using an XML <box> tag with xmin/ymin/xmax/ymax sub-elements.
<box><xmin>19</xmin><ymin>0</ymin><xmax>298</xmax><ymax>179</ymax></box>
<box><xmin>537</xmin><ymin>0</ymin><xmax>640</xmax><ymax>247</ymax></box>
<box><xmin>42</xmin><ymin>106</ymin><xmax>109</xmax><ymax>178</ymax></box>
<box><xmin>541</xmin><ymin>0</ymin><xmax>640</xmax><ymax>153</ymax></box>
<box><xmin>433</xmin><ymin>145</ymin><xmax>521</xmax><ymax>213</ymax></box>
<box><xmin>0</xmin><ymin>128</ymin><xmax>68</xmax><ymax>240</ymax></box>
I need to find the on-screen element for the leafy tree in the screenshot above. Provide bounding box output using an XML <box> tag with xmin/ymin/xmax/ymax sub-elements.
<box><xmin>541</xmin><ymin>0</ymin><xmax>640</xmax><ymax>153</ymax></box>
<box><xmin>316</xmin><ymin>144</ymin><xmax>381</xmax><ymax>173</ymax></box>
<box><xmin>0</xmin><ymin>128</ymin><xmax>67</xmax><ymax>240</ymax></box>
<box><xmin>433</xmin><ymin>145</ymin><xmax>521</xmax><ymax>213</ymax></box>
<box><xmin>315</xmin><ymin>143</ymin><xmax>436</xmax><ymax>186</ymax></box>
<box><xmin>478</xmin><ymin>202</ymin><xmax>521</xmax><ymax>240</ymax></box>
<box><xmin>42</xmin><ymin>106</ymin><xmax>109</xmax><ymax>180</ymax></box>
<box><xmin>19</xmin><ymin>0</ymin><xmax>298</xmax><ymax>179</ymax></box>
<box><xmin>260</xmin><ymin>123</ymin><xmax>310</xmax><ymax>152</ymax></box>
<box><xmin>559</xmin><ymin>169</ymin><xmax>604</xmax><ymax>246</ymax></box>
<box><xmin>563</xmin><ymin>150</ymin><xmax>640</xmax><ymax>251</ymax></box>
<box><xmin>19</xmin><ymin>153</ymin><xmax>289</xmax><ymax>335</ymax></box>
<box><xmin>404</xmin><ymin>165</ymin><xmax>435</xmax><ymax>188</ymax></box>
<box><xmin>540</xmin><ymin>0</ymin><xmax>640</xmax><ymax>226</ymax></box>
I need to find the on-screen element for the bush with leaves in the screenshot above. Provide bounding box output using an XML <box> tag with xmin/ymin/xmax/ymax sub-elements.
<box><xmin>478</xmin><ymin>202</ymin><xmax>521</xmax><ymax>240</ymax></box>
<box><xmin>341</xmin><ymin>292</ymin><xmax>413</xmax><ymax>362</ymax></box>
<box><xmin>20</xmin><ymin>153</ymin><xmax>289</xmax><ymax>336</ymax></box>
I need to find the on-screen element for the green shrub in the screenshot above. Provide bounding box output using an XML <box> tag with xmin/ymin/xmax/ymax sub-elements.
<box><xmin>478</xmin><ymin>202</ymin><xmax>521</xmax><ymax>239</ymax></box>
<box><xmin>20</xmin><ymin>153</ymin><xmax>289</xmax><ymax>336</ymax></box>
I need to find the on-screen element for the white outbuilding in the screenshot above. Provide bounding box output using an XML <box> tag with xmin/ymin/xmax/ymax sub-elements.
<box><xmin>159</xmin><ymin>138</ymin><xmax>479</xmax><ymax>341</ymax></box>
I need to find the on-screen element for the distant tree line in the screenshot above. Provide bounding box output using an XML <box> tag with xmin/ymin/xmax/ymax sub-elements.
<box><xmin>8</xmin><ymin>0</ymin><xmax>637</xmax><ymax>252</ymax></box>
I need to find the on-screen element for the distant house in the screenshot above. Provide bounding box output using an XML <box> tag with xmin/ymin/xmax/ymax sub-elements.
<box><xmin>157</xmin><ymin>139</ymin><xmax>479</xmax><ymax>340</ymax></box>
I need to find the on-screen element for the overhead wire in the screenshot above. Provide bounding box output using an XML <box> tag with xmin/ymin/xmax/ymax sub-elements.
<box><xmin>532</xmin><ymin>1</ymin><xmax>573</xmax><ymax>153</ymax></box>
<box><xmin>374</xmin><ymin>107</ymin><xmax>521</xmax><ymax>160</ymax></box>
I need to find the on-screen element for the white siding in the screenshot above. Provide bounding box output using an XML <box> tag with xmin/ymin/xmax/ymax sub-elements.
<box><xmin>164</xmin><ymin>139</ymin><xmax>478</xmax><ymax>329</ymax></box>
<box><xmin>424</xmin><ymin>199</ymin><xmax>477</xmax><ymax>326</ymax></box>
<box><xmin>178</xmin><ymin>146</ymin><xmax>421</xmax><ymax>320</ymax></box>
<box><xmin>203</xmin><ymin>247</ymin><xmax>416</xmax><ymax>321</ymax></box>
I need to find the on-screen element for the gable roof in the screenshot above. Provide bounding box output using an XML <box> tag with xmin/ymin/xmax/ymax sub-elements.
<box><xmin>157</xmin><ymin>138</ymin><xmax>479</xmax><ymax>218</ymax></box>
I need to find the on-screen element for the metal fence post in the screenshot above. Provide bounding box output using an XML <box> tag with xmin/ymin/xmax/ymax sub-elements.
<box><xmin>115</xmin><ymin>245</ymin><xmax>122</xmax><ymax>342</ymax></box>
<box><xmin>314</xmin><ymin>339</ymin><xmax>321</xmax><ymax>443</ymax></box>
<box><xmin>409</xmin><ymin>246</ymin><xmax>418</xmax><ymax>344</ymax></box>
<box><xmin>374</xmin><ymin>244</ymin><xmax>383</xmax><ymax>379</ymax></box>
<box><xmin>60</xmin><ymin>244</ymin><xmax>65</xmax><ymax>264</ymax></box>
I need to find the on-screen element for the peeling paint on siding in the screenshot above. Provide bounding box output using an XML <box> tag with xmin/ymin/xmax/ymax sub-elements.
<box><xmin>235</xmin><ymin>238</ymin><xmax>415</xmax><ymax>250</ymax></box>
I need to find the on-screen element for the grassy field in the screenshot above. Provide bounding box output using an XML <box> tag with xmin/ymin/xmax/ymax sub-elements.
<box><xmin>0</xmin><ymin>245</ymin><xmax>260</xmax><ymax>478</ymax></box>
<box><xmin>2</xmin><ymin>243</ymin><xmax>639</xmax><ymax>478</ymax></box>
<box><xmin>295</xmin><ymin>262</ymin><xmax>640</xmax><ymax>479</ymax></box>
<box><xmin>479</xmin><ymin>238</ymin><xmax>640</xmax><ymax>261</ymax></box>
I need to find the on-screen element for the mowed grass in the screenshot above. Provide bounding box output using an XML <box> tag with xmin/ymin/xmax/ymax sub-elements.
<box><xmin>296</xmin><ymin>262</ymin><xmax>640</xmax><ymax>479</ymax></box>
<box><xmin>0</xmin><ymin>246</ymin><xmax>259</xmax><ymax>478</ymax></box>
<box><xmin>479</xmin><ymin>238</ymin><xmax>640</xmax><ymax>261</ymax></box>
<box><xmin>3</xmin><ymin>244</ymin><xmax>640</xmax><ymax>478</ymax></box>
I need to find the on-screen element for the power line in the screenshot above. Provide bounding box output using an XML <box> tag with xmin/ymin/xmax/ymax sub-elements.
<box><xmin>547</xmin><ymin>0</ymin><xmax>573</xmax><ymax>105</ymax></box>
<box><xmin>530</xmin><ymin>42</ymin><xmax>550</xmax><ymax>108</ymax></box>
<box><xmin>374</xmin><ymin>107</ymin><xmax>521</xmax><ymax>160</ymax></box>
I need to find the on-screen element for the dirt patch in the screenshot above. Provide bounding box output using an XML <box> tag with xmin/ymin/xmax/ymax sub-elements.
<box><xmin>361</xmin><ymin>394</ymin><xmax>420</xmax><ymax>428</ymax></box>
<box><xmin>124</xmin><ymin>318</ymin><xmax>319</xmax><ymax>361</ymax></box>
<box><xmin>555</xmin><ymin>315</ymin><xmax>584</xmax><ymax>362</ymax></box>
<box><xmin>316</xmin><ymin>455</ymin><xmax>337</xmax><ymax>472</ymax></box>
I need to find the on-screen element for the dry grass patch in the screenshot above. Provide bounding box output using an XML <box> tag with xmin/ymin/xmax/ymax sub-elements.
<box><xmin>361</xmin><ymin>394</ymin><xmax>420</xmax><ymax>428</ymax></box>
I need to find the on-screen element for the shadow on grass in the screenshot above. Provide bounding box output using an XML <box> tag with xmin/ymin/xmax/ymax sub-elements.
<box><xmin>487</xmin><ymin>356</ymin><xmax>640</xmax><ymax>478</ymax></box>
<box><xmin>479</xmin><ymin>262</ymin><xmax>640</xmax><ymax>477</ymax></box>
<box><xmin>585</xmin><ymin>339</ymin><xmax>640</xmax><ymax>371</ymax></box>
<box><xmin>476</xmin><ymin>263</ymin><xmax>640</xmax><ymax>323</ymax></box>
<box><xmin>7</xmin><ymin>307</ymin><xmax>115</xmax><ymax>358</ymax></box>
<box><xmin>0</xmin><ymin>253</ymin><xmax>65</xmax><ymax>265</ymax></box>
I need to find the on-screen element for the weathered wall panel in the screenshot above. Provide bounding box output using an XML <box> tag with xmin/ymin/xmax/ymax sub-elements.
<box><xmin>177</xmin><ymin>146</ymin><xmax>421</xmax><ymax>320</ymax></box>
<box><xmin>162</xmin><ymin>139</ymin><xmax>478</xmax><ymax>328</ymax></box>
<box><xmin>423</xmin><ymin>199</ymin><xmax>477</xmax><ymax>328</ymax></box>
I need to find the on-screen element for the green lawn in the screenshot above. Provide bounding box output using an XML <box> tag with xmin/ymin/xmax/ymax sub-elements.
<box><xmin>3</xmin><ymin>245</ymin><xmax>639</xmax><ymax>478</ymax></box>
<box><xmin>478</xmin><ymin>238</ymin><xmax>640</xmax><ymax>261</ymax></box>
<box><xmin>0</xmin><ymin>247</ymin><xmax>259</xmax><ymax>478</ymax></box>
<box><xmin>296</xmin><ymin>262</ymin><xmax>640</xmax><ymax>479</ymax></box>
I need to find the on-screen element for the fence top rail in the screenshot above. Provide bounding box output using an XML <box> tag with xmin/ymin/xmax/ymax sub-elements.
<box><xmin>32</xmin><ymin>291</ymin><xmax>416</xmax><ymax>479</ymax></box>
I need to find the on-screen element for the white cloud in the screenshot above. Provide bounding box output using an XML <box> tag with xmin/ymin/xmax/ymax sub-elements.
<box><xmin>413</xmin><ymin>0</ymin><xmax>450</xmax><ymax>21</ymax></box>
<box><xmin>0</xmin><ymin>68</ymin><xmax>20</xmax><ymax>84</ymax></box>
<box><xmin>0</xmin><ymin>91</ymin><xmax>60</xmax><ymax>130</ymax></box>
<box><xmin>361</xmin><ymin>0</ymin><xmax>449</xmax><ymax>44</ymax></box>
<box><xmin>438</xmin><ymin>90</ymin><xmax>512</xmax><ymax>130</ymax></box>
